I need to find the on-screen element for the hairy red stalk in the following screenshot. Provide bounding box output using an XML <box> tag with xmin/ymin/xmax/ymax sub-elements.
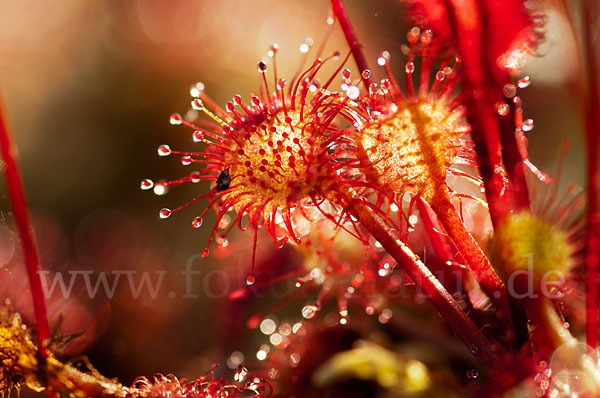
<box><xmin>428</xmin><ymin>190</ymin><xmax>517</xmax><ymax>340</ymax></box>
<box><xmin>329</xmin><ymin>0</ymin><xmax>373</xmax><ymax>87</ymax></box>
<box><xmin>416</xmin><ymin>198</ymin><xmax>486</xmax><ymax>314</ymax></box>
<box><xmin>0</xmin><ymin>95</ymin><xmax>56</xmax><ymax>397</ymax></box>
<box><xmin>349</xmin><ymin>197</ymin><xmax>501</xmax><ymax>371</ymax></box>
<box><xmin>427</xmin><ymin>194</ymin><xmax>501</xmax><ymax>296</ymax></box>
<box><xmin>583</xmin><ymin>0</ymin><xmax>600</xmax><ymax>349</ymax></box>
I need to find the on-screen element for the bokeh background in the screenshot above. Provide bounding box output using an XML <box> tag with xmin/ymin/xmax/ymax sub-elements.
<box><xmin>0</xmin><ymin>0</ymin><xmax>586</xmax><ymax>391</ymax></box>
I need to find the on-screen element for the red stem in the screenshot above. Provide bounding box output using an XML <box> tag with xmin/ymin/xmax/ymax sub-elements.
<box><xmin>417</xmin><ymin>198</ymin><xmax>456</xmax><ymax>262</ymax></box>
<box><xmin>583</xmin><ymin>0</ymin><xmax>599</xmax><ymax>349</ymax></box>
<box><xmin>416</xmin><ymin>197</ymin><xmax>472</xmax><ymax>294</ymax></box>
<box><xmin>480</xmin><ymin>0</ymin><xmax>531</xmax><ymax>213</ymax></box>
<box><xmin>350</xmin><ymin>198</ymin><xmax>501</xmax><ymax>371</ymax></box>
<box><xmin>428</xmin><ymin>191</ymin><xmax>521</xmax><ymax>344</ymax></box>
<box><xmin>329</xmin><ymin>0</ymin><xmax>374</xmax><ymax>88</ymax></box>
<box><xmin>429</xmin><ymin>191</ymin><xmax>507</xmax><ymax>303</ymax></box>
<box><xmin>498</xmin><ymin>103</ymin><xmax>530</xmax><ymax>211</ymax></box>
<box><xmin>0</xmin><ymin>94</ymin><xmax>55</xmax><ymax>397</ymax></box>
<box><xmin>442</xmin><ymin>0</ymin><xmax>513</xmax><ymax>230</ymax></box>
<box><xmin>442</xmin><ymin>0</ymin><xmax>534</xmax><ymax>348</ymax></box>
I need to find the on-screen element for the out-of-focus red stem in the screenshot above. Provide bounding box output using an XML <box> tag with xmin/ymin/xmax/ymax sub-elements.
<box><xmin>499</xmin><ymin>105</ymin><xmax>530</xmax><ymax>211</ymax></box>
<box><xmin>442</xmin><ymin>0</ymin><xmax>511</xmax><ymax>230</ymax></box>
<box><xmin>417</xmin><ymin>198</ymin><xmax>456</xmax><ymax>261</ymax></box>
<box><xmin>0</xmin><ymin>94</ymin><xmax>56</xmax><ymax>397</ymax></box>
<box><xmin>416</xmin><ymin>198</ymin><xmax>467</xmax><ymax>294</ymax></box>
<box><xmin>442</xmin><ymin>0</ymin><xmax>533</xmax><ymax>348</ymax></box>
<box><xmin>329</xmin><ymin>0</ymin><xmax>373</xmax><ymax>87</ymax></box>
<box><xmin>350</xmin><ymin>198</ymin><xmax>501</xmax><ymax>371</ymax></box>
<box><xmin>583</xmin><ymin>0</ymin><xmax>599</xmax><ymax>349</ymax></box>
<box><xmin>428</xmin><ymin>191</ymin><xmax>521</xmax><ymax>344</ymax></box>
<box><xmin>429</xmin><ymin>192</ymin><xmax>508</xmax><ymax>302</ymax></box>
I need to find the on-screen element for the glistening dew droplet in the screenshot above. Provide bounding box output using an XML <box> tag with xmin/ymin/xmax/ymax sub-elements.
<box><xmin>192</xmin><ymin>217</ymin><xmax>203</xmax><ymax>228</ymax></box>
<box><xmin>191</xmin><ymin>99</ymin><xmax>204</xmax><ymax>110</ymax></box>
<box><xmin>159</xmin><ymin>208</ymin><xmax>172</xmax><ymax>219</ymax></box>
<box><xmin>466</xmin><ymin>369</ymin><xmax>479</xmax><ymax>380</ymax></box>
<box><xmin>140</xmin><ymin>179</ymin><xmax>154</xmax><ymax>190</ymax></box>
<box><xmin>346</xmin><ymin>86</ymin><xmax>360</xmax><ymax>100</ymax></box>
<box><xmin>522</xmin><ymin>119</ymin><xmax>534</xmax><ymax>132</ymax></box>
<box><xmin>193</xmin><ymin>130</ymin><xmax>204</xmax><ymax>142</ymax></box>
<box><xmin>301</xmin><ymin>304</ymin><xmax>318</xmax><ymax>319</ymax></box>
<box><xmin>257</xmin><ymin>61</ymin><xmax>267</xmax><ymax>73</ymax></box>
<box><xmin>503</xmin><ymin>84</ymin><xmax>517</xmax><ymax>98</ymax></box>
<box><xmin>496</xmin><ymin>102</ymin><xmax>510</xmax><ymax>116</ymax></box>
<box><xmin>170</xmin><ymin>113</ymin><xmax>183</xmax><ymax>125</ymax></box>
<box><xmin>158</xmin><ymin>144</ymin><xmax>171</xmax><ymax>156</ymax></box>
<box><xmin>268</xmin><ymin>43</ymin><xmax>279</xmax><ymax>57</ymax></box>
<box><xmin>181</xmin><ymin>156</ymin><xmax>192</xmax><ymax>166</ymax></box>
<box><xmin>190</xmin><ymin>171</ymin><xmax>201</xmax><ymax>183</ymax></box>
<box><xmin>153</xmin><ymin>183</ymin><xmax>168</xmax><ymax>196</ymax></box>
<box><xmin>517</xmin><ymin>76</ymin><xmax>531</xmax><ymax>88</ymax></box>
<box><xmin>189</xmin><ymin>82</ymin><xmax>205</xmax><ymax>98</ymax></box>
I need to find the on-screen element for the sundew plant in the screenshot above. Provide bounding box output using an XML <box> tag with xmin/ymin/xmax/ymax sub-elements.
<box><xmin>0</xmin><ymin>0</ymin><xmax>599</xmax><ymax>397</ymax></box>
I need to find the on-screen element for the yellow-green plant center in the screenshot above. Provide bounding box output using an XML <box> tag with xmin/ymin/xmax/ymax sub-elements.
<box><xmin>223</xmin><ymin>109</ymin><xmax>335</xmax><ymax>215</ymax></box>
<box><xmin>358</xmin><ymin>100</ymin><xmax>464</xmax><ymax>201</ymax></box>
<box><xmin>491</xmin><ymin>212</ymin><xmax>574</xmax><ymax>287</ymax></box>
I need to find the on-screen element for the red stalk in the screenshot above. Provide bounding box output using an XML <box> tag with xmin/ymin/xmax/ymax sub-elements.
<box><xmin>416</xmin><ymin>198</ymin><xmax>457</xmax><ymax>263</ymax></box>
<box><xmin>349</xmin><ymin>198</ymin><xmax>501</xmax><ymax>371</ymax></box>
<box><xmin>0</xmin><ymin>94</ymin><xmax>56</xmax><ymax>396</ymax></box>
<box><xmin>416</xmin><ymin>198</ymin><xmax>467</xmax><ymax>294</ymax></box>
<box><xmin>441</xmin><ymin>0</ymin><xmax>533</xmax><ymax>348</ymax></box>
<box><xmin>498</xmin><ymin>104</ymin><xmax>531</xmax><ymax>212</ymax></box>
<box><xmin>428</xmin><ymin>192</ymin><xmax>507</xmax><ymax>300</ymax></box>
<box><xmin>441</xmin><ymin>0</ymin><xmax>512</xmax><ymax>229</ymax></box>
<box><xmin>329</xmin><ymin>0</ymin><xmax>374</xmax><ymax>87</ymax></box>
<box><xmin>480</xmin><ymin>0</ymin><xmax>531</xmax><ymax>214</ymax></box>
<box><xmin>583</xmin><ymin>0</ymin><xmax>599</xmax><ymax>349</ymax></box>
<box><xmin>428</xmin><ymin>189</ymin><xmax>519</xmax><ymax>343</ymax></box>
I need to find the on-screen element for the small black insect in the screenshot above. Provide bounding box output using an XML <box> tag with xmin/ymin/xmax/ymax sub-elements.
<box><xmin>216</xmin><ymin>168</ymin><xmax>231</xmax><ymax>191</ymax></box>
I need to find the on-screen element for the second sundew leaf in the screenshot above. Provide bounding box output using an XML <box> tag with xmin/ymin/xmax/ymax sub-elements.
<box><xmin>357</xmin><ymin>98</ymin><xmax>466</xmax><ymax>203</ymax></box>
<box><xmin>338</xmin><ymin>28</ymin><xmax>515</xmax><ymax>340</ymax></box>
